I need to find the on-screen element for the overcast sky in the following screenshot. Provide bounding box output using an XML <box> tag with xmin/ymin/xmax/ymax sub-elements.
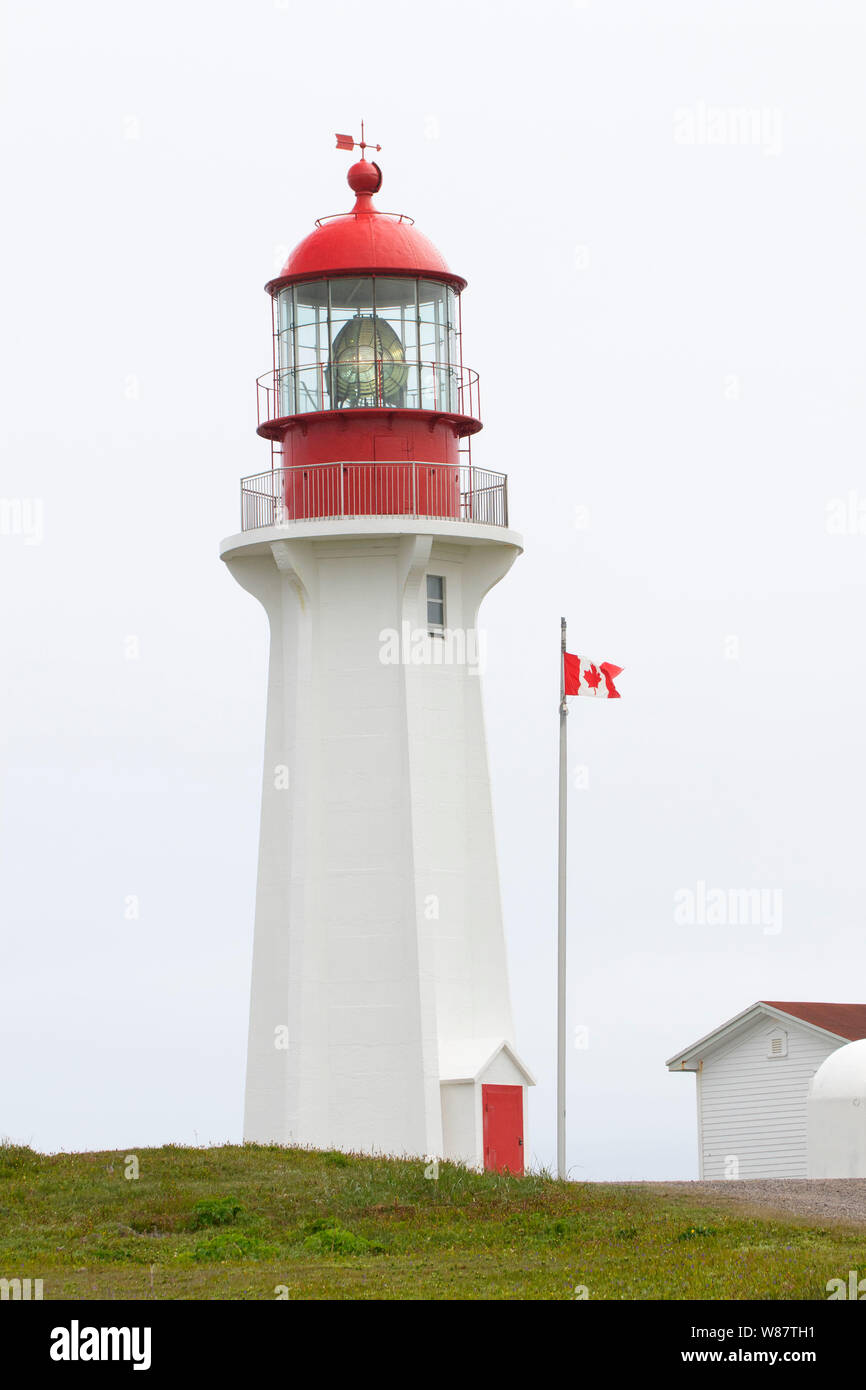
<box><xmin>2</xmin><ymin>0</ymin><xmax>865</xmax><ymax>1179</ymax></box>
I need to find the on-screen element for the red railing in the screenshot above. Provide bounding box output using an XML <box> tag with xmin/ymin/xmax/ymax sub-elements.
<box><xmin>256</xmin><ymin>360</ymin><xmax>481</xmax><ymax>425</ymax></box>
<box><xmin>239</xmin><ymin>462</ymin><xmax>507</xmax><ymax>532</ymax></box>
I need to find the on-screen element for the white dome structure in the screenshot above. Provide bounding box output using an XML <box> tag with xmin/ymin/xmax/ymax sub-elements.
<box><xmin>807</xmin><ymin>1039</ymin><xmax>866</xmax><ymax>1177</ymax></box>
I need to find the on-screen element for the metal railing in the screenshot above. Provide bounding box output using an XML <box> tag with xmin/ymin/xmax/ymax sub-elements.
<box><xmin>239</xmin><ymin>462</ymin><xmax>508</xmax><ymax>532</ymax></box>
<box><xmin>256</xmin><ymin>359</ymin><xmax>481</xmax><ymax>425</ymax></box>
<box><xmin>313</xmin><ymin>211</ymin><xmax>415</xmax><ymax>228</ymax></box>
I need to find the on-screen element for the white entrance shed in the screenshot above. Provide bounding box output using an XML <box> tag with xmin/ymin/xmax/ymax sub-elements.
<box><xmin>667</xmin><ymin>1001</ymin><xmax>866</xmax><ymax>1178</ymax></box>
<box><xmin>439</xmin><ymin>1039</ymin><xmax>535</xmax><ymax>1174</ymax></box>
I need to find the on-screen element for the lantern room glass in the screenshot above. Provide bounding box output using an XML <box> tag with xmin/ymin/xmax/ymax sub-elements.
<box><xmin>275</xmin><ymin>277</ymin><xmax>460</xmax><ymax>416</ymax></box>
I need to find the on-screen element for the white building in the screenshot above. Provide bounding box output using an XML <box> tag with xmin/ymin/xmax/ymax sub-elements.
<box><xmin>667</xmin><ymin>1000</ymin><xmax>866</xmax><ymax>1178</ymax></box>
<box><xmin>221</xmin><ymin>143</ymin><xmax>533</xmax><ymax>1170</ymax></box>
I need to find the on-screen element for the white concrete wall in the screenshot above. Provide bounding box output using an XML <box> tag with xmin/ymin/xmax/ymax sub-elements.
<box><xmin>808</xmin><ymin>1098</ymin><xmax>866</xmax><ymax>1177</ymax></box>
<box><xmin>697</xmin><ymin>1018</ymin><xmax>839</xmax><ymax>1178</ymax></box>
<box><xmin>441</xmin><ymin>1083</ymin><xmax>476</xmax><ymax>1167</ymax></box>
<box><xmin>807</xmin><ymin>1040</ymin><xmax>866</xmax><ymax>1177</ymax></box>
<box><xmin>222</xmin><ymin>518</ymin><xmax>522</xmax><ymax>1160</ymax></box>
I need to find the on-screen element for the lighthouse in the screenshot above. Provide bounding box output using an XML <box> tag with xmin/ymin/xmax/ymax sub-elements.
<box><xmin>220</xmin><ymin>134</ymin><xmax>534</xmax><ymax>1171</ymax></box>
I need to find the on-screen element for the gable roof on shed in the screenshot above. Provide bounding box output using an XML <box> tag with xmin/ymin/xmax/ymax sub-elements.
<box><xmin>666</xmin><ymin>1001</ymin><xmax>866</xmax><ymax>1072</ymax></box>
<box><xmin>438</xmin><ymin>1038</ymin><xmax>536</xmax><ymax>1086</ymax></box>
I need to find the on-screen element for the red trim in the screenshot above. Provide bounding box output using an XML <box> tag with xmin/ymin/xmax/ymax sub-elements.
<box><xmin>257</xmin><ymin>406</ymin><xmax>482</xmax><ymax>446</ymax></box>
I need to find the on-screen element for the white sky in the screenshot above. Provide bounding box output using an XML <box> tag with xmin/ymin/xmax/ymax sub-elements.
<box><xmin>1</xmin><ymin>0</ymin><xmax>865</xmax><ymax>1178</ymax></box>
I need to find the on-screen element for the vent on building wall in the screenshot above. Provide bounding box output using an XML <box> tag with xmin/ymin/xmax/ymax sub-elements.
<box><xmin>767</xmin><ymin>1029</ymin><xmax>788</xmax><ymax>1058</ymax></box>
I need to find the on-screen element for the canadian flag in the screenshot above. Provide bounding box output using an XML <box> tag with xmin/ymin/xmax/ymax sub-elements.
<box><xmin>564</xmin><ymin>653</ymin><xmax>623</xmax><ymax>699</ymax></box>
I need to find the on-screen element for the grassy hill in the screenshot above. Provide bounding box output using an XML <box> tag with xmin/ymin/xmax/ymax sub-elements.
<box><xmin>0</xmin><ymin>1141</ymin><xmax>862</xmax><ymax>1300</ymax></box>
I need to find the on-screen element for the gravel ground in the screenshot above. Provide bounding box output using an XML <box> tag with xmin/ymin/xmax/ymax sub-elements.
<box><xmin>631</xmin><ymin>1179</ymin><xmax>866</xmax><ymax>1225</ymax></box>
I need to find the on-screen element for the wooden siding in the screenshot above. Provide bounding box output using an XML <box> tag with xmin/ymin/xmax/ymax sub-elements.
<box><xmin>699</xmin><ymin>1018</ymin><xmax>839</xmax><ymax>1178</ymax></box>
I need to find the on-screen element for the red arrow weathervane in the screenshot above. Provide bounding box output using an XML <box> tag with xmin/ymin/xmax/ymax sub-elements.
<box><xmin>335</xmin><ymin>121</ymin><xmax>381</xmax><ymax>155</ymax></box>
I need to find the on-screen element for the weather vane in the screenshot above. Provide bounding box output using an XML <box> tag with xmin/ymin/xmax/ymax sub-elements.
<box><xmin>335</xmin><ymin>121</ymin><xmax>381</xmax><ymax>157</ymax></box>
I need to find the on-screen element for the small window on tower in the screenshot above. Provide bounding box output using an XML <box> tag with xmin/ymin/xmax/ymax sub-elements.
<box><xmin>427</xmin><ymin>575</ymin><xmax>445</xmax><ymax>635</ymax></box>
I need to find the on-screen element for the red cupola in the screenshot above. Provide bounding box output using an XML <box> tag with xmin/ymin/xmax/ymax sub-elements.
<box><xmin>253</xmin><ymin>137</ymin><xmax>486</xmax><ymax>526</ymax></box>
<box><xmin>266</xmin><ymin>157</ymin><xmax>466</xmax><ymax>290</ymax></box>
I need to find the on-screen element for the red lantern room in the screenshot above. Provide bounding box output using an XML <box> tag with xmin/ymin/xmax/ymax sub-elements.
<box><xmin>244</xmin><ymin>131</ymin><xmax>503</xmax><ymax>531</ymax></box>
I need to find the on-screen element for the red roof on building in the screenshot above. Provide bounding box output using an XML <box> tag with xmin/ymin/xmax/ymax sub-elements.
<box><xmin>762</xmin><ymin>1001</ymin><xmax>866</xmax><ymax>1040</ymax></box>
<box><xmin>266</xmin><ymin>157</ymin><xmax>465</xmax><ymax>295</ymax></box>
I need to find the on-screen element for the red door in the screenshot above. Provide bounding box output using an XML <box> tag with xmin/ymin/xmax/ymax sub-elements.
<box><xmin>482</xmin><ymin>1084</ymin><xmax>524</xmax><ymax>1175</ymax></box>
<box><xmin>373</xmin><ymin>437</ymin><xmax>412</xmax><ymax>515</ymax></box>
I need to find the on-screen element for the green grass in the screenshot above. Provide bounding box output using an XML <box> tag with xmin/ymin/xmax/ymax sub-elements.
<box><xmin>0</xmin><ymin>1139</ymin><xmax>862</xmax><ymax>1300</ymax></box>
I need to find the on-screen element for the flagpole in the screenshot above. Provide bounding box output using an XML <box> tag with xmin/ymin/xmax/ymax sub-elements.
<box><xmin>557</xmin><ymin>615</ymin><xmax>568</xmax><ymax>1180</ymax></box>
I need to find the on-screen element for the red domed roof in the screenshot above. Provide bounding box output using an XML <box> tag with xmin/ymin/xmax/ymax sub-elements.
<box><xmin>265</xmin><ymin>159</ymin><xmax>466</xmax><ymax>295</ymax></box>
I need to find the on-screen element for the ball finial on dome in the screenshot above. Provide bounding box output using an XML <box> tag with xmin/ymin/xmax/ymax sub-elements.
<box><xmin>347</xmin><ymin>158</ymin><xmax>382</xmax><ymax>197</ymax></box>
<box><xmin>335</xmin><ymin>124</ymin><xmax>383</xmax><ymax>209</ymax></box>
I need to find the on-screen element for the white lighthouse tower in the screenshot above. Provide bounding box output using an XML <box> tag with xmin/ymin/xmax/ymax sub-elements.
<box><xmin>221</xmin><ymin>136</ymin><xmax>533</xmax><ymax>1170</ymax></box>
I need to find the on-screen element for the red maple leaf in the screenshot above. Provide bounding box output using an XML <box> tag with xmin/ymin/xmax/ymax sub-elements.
<box><xmin>583</xmin><ymin>664</ymin><xmax>602</xmax><ymax>690</ymax></box>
